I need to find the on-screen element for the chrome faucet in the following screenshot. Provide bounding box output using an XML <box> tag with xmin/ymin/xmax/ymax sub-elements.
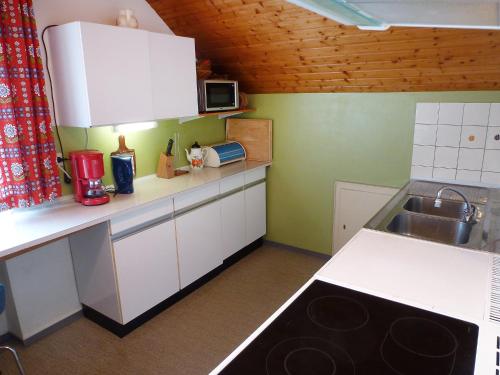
<box><xmin>434</xmin><ymin>186</ymin><xmax>473</xmax><ymax>222</ymax></box>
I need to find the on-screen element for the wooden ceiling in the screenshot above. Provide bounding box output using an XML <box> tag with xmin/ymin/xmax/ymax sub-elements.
<box><xmin>147</xmin><ymin>0</ymin><xmax>500</xmax><ymax>93</ymax></box>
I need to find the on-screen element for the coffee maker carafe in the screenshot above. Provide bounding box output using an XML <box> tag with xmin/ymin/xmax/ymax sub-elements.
<box><xmin>69</xmin><ymin>150</ymin><xmax>110</xmax><ymax>206</ymax></box>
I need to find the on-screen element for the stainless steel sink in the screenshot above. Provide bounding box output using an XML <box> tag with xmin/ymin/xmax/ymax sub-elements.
<box><xmin>365</xmin><ymin>181</ymin><xmax>488</xmax><ymax>250</ymax></box>
<box><xmin>386</xmin><ymin>212</ymin><xmax>473</xmax><ymax>245</ymax></box>
<box><xmin>403</xmin><ymin>196</ymin><xmax>474</xmax><ymax>221</ymax></box>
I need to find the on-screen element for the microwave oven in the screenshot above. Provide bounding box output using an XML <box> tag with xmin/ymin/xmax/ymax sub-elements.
<box><xmin>198</xmin><ymin>80</ymin><xmax>239</xmax><ymax>113</ymax></box>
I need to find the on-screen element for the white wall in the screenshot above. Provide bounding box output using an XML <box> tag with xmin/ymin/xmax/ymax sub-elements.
<box><xmin>33</xmin><ymin>0</ymin><xmax>173</xmax><ymax>34</ymax></box>
<box><xmin>4</xmin><ymin>238</ymin><xmax>81</xmax><ymax>341</ymax></box>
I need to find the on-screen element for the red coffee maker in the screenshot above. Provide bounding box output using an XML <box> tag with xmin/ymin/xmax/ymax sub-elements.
<box><xmin>69</xmin><ymin>150</ymin><xmax>110</xmax><ymax>206</ymax></box>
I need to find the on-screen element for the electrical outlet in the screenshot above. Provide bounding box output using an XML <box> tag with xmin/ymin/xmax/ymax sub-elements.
<box><xmin>56</xmin><ymin>152</ymin><xmax>64</xmax><ymax>167</ymax></box>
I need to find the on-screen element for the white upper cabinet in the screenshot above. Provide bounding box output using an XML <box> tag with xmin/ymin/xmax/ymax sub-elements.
<box><xmin>149</xmin><ymin>33</ymin><xmax>198</xmax><ymax>120</ymax></box>
<box><xmin>47</xmin><ymin>22</ymin><xmax>198</xmax><ymax>127</ymax></box>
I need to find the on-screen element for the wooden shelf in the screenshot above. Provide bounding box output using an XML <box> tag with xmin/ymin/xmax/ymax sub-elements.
<box><xmin>178</xmin><ymin>109</ymin><xmax>255</xmax><ymax>124</ymax></box>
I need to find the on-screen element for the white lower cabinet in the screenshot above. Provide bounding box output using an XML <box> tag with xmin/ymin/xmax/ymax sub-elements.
<box><xmin>175</xmin><ymin>200</ymin><xmax>223</xmax><ymax>289</ymax></box>
<box><xmin>245</xmin><ymin>182</ymin><xmax>267</xmax><ymax>245</ymax></box>
<box><xmin>221</xmin><ymin>190</ymin><xmax>246</xmax><ymax>259</ymax></box>
<box><xmin>70</xmin><ymin>168</ymin><xmax>267</xmax><ymax>328</ymax></box>
<box><xmin>112</xmin><ymin>220</ymin><xmax>179</xmax><ymax>324</ymax></box>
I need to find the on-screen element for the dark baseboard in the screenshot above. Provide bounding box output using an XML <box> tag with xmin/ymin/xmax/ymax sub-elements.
<box><xmin>264</xmin><ymin>240</ymin><xmax>332</xmax><ymax>260</ymax></box>
<box><xmin>83</xmin><ymin>238</ymin><xmax>263</xmax><ymax>338</ymax></box>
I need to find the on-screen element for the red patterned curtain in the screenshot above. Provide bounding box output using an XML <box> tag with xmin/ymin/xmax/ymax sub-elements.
<box><xmin>0</xmin><ymin>0</ymin><xmax>61</xmax><ymax>210</ymax></box>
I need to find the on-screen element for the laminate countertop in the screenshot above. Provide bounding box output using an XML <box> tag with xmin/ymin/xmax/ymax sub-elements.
<box><xmin>0</xmin><ymin>161</ymin><xmax>270</xmax><ymax>260</ymax></box>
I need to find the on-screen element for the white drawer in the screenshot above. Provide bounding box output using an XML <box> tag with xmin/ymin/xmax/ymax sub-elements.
<box><xmin>174</xmin><ymin>182</ymin><xmax>220</xmax><ymax>211</ymax></box>
<box><xmin>220</xmin><ymin>174</ymin><xmax>245</xmax><ymax>194</ymax></box>
<box><xmin>245</xmin><ymin>167</ymin><xmax>266</xmax><ymax>185</ymax></box>
<box><xmin>110</xmin><ymin>197</ymin><xmax>174</xmax><ymax>235</ymax></box>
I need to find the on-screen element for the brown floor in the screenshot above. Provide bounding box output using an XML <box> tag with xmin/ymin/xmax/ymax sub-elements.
<box><xmin>0</xmin><ymin>244</ymin><xmax>327</xmax><ymax>375</ymax></box>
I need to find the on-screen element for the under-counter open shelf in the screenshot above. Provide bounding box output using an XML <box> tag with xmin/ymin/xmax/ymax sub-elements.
<box><xmin>178</xmin><ymin>109</ymin><xmax>255</xmax><ymax>124</ymax></box>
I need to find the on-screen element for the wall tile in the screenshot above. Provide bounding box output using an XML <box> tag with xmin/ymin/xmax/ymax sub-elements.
<box><xmin>457</xmin><ymin>148</ymin><xmax>484</xmax><ymax>170</ymax></box>
<box><xmin>436</xmin><ymin>125</ymin><xmax>461</xmax><ymax>147</ymax></box>
<box><xmin>486</xmin><ymin>127</ymin><xmax>500</xmax><ymax>150</ymax></box>
<box><xmin>456</xmin><ymin>169</ymin><xmax>481</xmax><ymax>182</ymax></box>
<box><xmin>462</xmin><ymin>103</ymin><xmax>491</xmax><ymax>126</ymax></box>
<box><xmin>489</xmin><ymin>103</ymin><xmax>500</xmax><ymax>126</ymax></box>
<box><xmin>413</xmin><ymin>102</ymin><xmax>500</xmax><ymax>186</ymax></box>
<box><xmin>483</xmin><ymin>150</ymin><xmax>500</xmax><ymax>172</ymax></box>
<box><xmin>412</xmin><ymin>145</ymin><xmax>435</xmax><ymax>167</ymax></box>
<box><xmin>411</xmin><ymin>165</ymin><xmax>433</xmax><ymax>179</ymax></box>
<box><xmin>433</xmin><ymin>168</ymin><xmax>456</xmax><ymax>180</ymax></box>
<box><xmin>481</xmin><ymin>172</ymin><xmax>500</xmax><ymax>185</ymax></box>
<box><xmin>438</xmin><ymin>103</ymin><xmax>463</xmax><ymax>125</ymax></box>
<box><xmin>414</xmin><ymin>124</ymin><xmax>437</xmax><ymax>145</ymax></box>
<box><xmin>460</xmin><ymin>126</ymin><xmax>487</xmax><ymax>149</ymax></box>
<box><xmin>434</xmin><ymin>147</ymin><xmax>458</xmax><ymax>168</ymax></box>
<box><xmin>416</xmin><ymin>103</ymin><xmax>439</xmax><ymax>124</ymax></box>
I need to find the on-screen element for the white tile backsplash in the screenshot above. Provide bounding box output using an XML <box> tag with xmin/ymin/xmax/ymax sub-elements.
<box><xmin>411</xmin><ymin>165</ymin><xmax>433</xmax><ymax>179</ymax></box>
<box><xmin>483</xmin><ymin>150</ymin><xmax>500</xmax><ymax>172</ymax></box>
<box><xmin>457</xmin><ymin>148</ymin><xmax>484</xmax><ymax>171</ymax></box>
<box><xmin>414</xmin><ymin>124</ymin><xmax>437</xmax><ymax>145</ymax></box>
<box><xmin>434</xmin><ymin>147</ymin><xmax>458</xmax><ymax>168</ymax></box>
<box><xmin>416</xmin><ymin>103</ymin><xmax>439</xmax><ymax>124</ymax></box>
<box><xmin>436</xmin><ymin>125</ymin><xmax>461</xmax><ymax>147</ymax></box>
<box><xmin>411</xmin><ymin>102</ymin><xmax>500</xmax><ymax>186</ymax></box>
<box><xmin>481</xmin><ymin>172</ymin><xmax>500</xmax><ymax>184</ymax></box>
<box><xmin>463</xmin><ymin>103</ymin><xmax>491</xmax><ymax>126</ymax></box>
<box><xmin>460</xmin><ymin>126</ymin><xmax>487</xmax><ymax>149</ymax></box>
<box><xmin>486</xmin><ymin>127</ymin><xmax>500</xmax><ymax>150</ymax></box>
<box><xmin>456</xmin><ymin>169</ymin><xmax>481</xmax><ymax>182</ymax></box>
<box><xmin>438</xmin><ymin>103</ymin><xmax>463</xmax><ymax>125</ymax></box>
<box><xmin>412</xmin><ymin>145</ymin><xmax>435</xmax><ymax>167</ymax></box>
<box><xmin>489</xmin><ymin>104</ymin><xmax>500</xmax><ymax>126</ymax></box>
<box><xmin>432</xmin><ymin>168</ymin><xmax>456</xmax><ymax>180</ymax></box>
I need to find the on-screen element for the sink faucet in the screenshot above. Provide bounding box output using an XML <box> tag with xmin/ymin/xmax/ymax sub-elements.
<box><xmin>434</xmin><ymin>186</ymin><xmax>473</xmax><ymax>222</ymax></box>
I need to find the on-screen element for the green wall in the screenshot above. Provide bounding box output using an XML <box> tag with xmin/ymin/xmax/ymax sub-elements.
<box><xmin>57</xmin><ymin>117</ymin><xmax>226</xmax><ymax>195</ymax></box>
<box><xmin>57</xmin><ymin>91</ymin><xmax>500</xmax><ymax>255</ymax></box>
<box><xmin>245</xmin><ymin>91</ymin><xmax>500</xmax><ymax>255</ymax></box>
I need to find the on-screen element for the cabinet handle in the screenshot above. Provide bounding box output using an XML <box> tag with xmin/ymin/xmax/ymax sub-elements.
<box><xmin>111</xmin><ymin>213</ymin><xmax>174</xmax><ymax>242</ymax></box>
<box><xmin>343</xmin><ymin>224</ymin><xmax>346</xmax><ymax>230</ymax></box>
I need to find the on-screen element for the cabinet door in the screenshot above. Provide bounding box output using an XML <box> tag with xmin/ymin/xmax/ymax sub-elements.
<box><xmin>81</xmin><ymin>22</ymin><xmax>153</xmax><ymax>126</ymax></box>
<box><xmin>333</xmin><ymin>182</ymin><xmax>398</xmax><ymax>253</ymax></box>
<box><xmin>175</xmin><ymin>201</ymin><xmax>223</xmax><ymax>289</ymax></box>
<box><xmin>245</xmin><ymin>182</ymin><xmax>267</xmax><ymax>245</ymax></box>
<box><xmin>113</xmin><ymin>220</ymin><xmax>179</xmax><ymax>324</ymax></box>
<box><xmin>149</xmin><ymin>32</ymin><xmax>198</xmax><ymax>119</ymax></box>
<box><xmin>221</xmin><ymin>191</ymin><xmax>246</xmax><ymax>259</ymax></box>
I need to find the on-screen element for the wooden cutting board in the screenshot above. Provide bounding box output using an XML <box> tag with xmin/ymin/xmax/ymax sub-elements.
<box><xmin>226</xmin><ymin>118</ymin><xmax>272</xmax><ymax>162</ymax></box>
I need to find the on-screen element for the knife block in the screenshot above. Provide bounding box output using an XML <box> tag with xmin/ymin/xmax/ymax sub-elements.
<box><xmin>156</xmin><ymin>153</ymin><xmax>175</xmax><ymax>179</ymax></box>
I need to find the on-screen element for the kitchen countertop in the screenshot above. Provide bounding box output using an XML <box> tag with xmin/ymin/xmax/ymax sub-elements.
<box><xmin>317</xmin><ymin>229</ymin><xmax>491</xmax><ymax>322</ymax></box>
<box><xmin>0</xmin><ymin>161</ymin><xmax>270</xmax><ymax>260</ymax></box>
<box><xmin>210</xmin><ymin>228</ymin><xmax>495</xmax><ymax>374</ymax></box>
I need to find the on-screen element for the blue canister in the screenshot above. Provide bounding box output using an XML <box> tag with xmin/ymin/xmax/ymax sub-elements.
<box><xmin>111</xmin><ymin>154</ymin><xmax>134</xmax><ymax>194</ymax></box>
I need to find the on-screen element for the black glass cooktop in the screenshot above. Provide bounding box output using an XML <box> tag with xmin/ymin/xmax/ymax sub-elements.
<box><xmin>220</xmin><ymin>280</ymin><xmax>478</xmax><ymax>375</ymax></box>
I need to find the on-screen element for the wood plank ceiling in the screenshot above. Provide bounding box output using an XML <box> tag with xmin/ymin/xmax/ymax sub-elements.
<box><xmin>147</xmin><ymin>0</ymin><xmax>500</xmax><ymax>93</ymax></box>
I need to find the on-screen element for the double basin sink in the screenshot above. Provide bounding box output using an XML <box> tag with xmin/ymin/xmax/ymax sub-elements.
<box><xmin>387</xmin><ymin>196</ymin><xmax>478</xmax><ymax>246</ymax></box>
<box><xmin>368</xmin><ymin>186</ymin><xmax>485</xmax><ymax>249</ymax></box>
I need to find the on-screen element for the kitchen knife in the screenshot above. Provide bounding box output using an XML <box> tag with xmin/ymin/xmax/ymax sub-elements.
<box><xmin>166</xmin><ymin>139</ymin><xmax>174</xmax><ymax>156</ymax></box>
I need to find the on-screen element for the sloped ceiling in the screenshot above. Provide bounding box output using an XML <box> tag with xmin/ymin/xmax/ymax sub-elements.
<box><xmin>147</xmin><ymin>0</ymin><xmax>500</xmax><ymax>93</ymax></box>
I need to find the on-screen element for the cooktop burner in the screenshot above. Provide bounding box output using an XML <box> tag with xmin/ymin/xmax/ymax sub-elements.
<box><xmin>219</xmin><ymin>281</ymin><xmax>478</xmax><ymax>375</ymax></box>
<box><xmin>266</xmin><ymin>337</ymin><xmax>355</xmax><ymax>375</ymax></box>
<box><xmin>307</xmin><ymin>295</ymin><xmax>370</xmax><ymax>332</ymax></box>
